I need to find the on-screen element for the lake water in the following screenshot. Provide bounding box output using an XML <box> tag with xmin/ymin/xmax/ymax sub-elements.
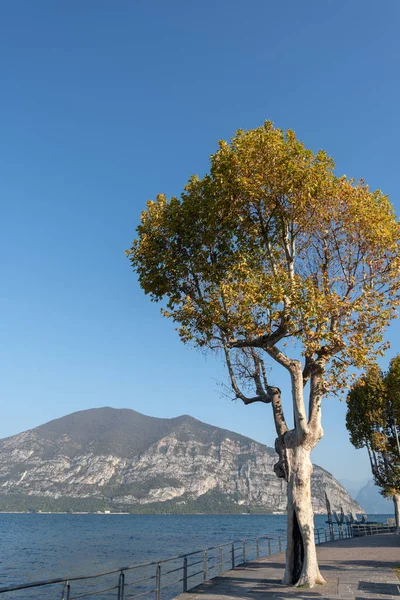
<box><xmin>0</xmin><ymin>513</ymin><xmax>391</xmax><ymax>599</ymax></box>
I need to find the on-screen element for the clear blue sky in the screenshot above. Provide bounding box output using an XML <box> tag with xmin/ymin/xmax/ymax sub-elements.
<box><xmin>1</xmin><ymin>0</ymin><xmax>399</xmax><ymax>485</ymax></box>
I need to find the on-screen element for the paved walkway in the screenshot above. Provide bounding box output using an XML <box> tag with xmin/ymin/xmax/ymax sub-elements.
<box><xmin>174</xmin><ymin>534</ymin><xmax>400</xmax><ymax>600</ymax></box>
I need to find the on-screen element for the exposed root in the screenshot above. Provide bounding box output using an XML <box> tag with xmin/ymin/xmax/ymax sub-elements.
<box><xmin>294</xmin><ymin>572</ymin><xmax>326</xmax><ymax>588</ymax></box>
<box><xmin>282</xmin><ymin>570</ymin><xmax>326</xmax><ymax>587</ymax></box>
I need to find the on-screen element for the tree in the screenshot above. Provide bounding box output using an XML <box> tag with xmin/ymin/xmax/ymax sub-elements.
<box><xmin>346</xmin><ymin>357</ymin><xmax>400</xmax><ymax>532</ymax></box>
<box><xmin>127</xmin><ymin>122</ymin><xmax>400</xmax><ymax>586</ymax></box>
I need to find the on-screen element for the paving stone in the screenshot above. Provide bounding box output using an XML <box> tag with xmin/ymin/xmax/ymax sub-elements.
<box><xmin>173</xmin><ymin>534</ymin><xmax>400</xmax><ymax>600</ymax></box>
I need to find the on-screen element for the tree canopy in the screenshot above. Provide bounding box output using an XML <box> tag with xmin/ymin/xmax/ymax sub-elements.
<box><xmin>129</xmin><ymin>122</ymin><xmax>400</xmax><ymax>395</ymax></box>
<box><xmin>346</xmin><ymin>357</ymin><xmax>400</xmax><ymax>499</ymax></box>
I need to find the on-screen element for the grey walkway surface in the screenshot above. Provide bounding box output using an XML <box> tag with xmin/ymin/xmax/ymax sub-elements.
<box><xmin>174</xmin><ymin>534</ymin><xmax>400</xmax><ymax>600</ymax></box>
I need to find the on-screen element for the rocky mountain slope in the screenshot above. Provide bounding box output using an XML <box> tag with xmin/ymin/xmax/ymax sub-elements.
<box><xmin>0</xmin><ymin>407</ymin><xmax>363</xmax><ymax>514</ymax></box>
<box><xmin>356</xmin><ymin>480</ymin><xmax>392</xmax><ymax>514</ymax></box>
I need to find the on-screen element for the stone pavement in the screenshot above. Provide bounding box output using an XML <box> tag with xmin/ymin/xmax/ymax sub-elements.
<box><xmin>174</xmin><ymin>534</ymin><xmax>400</xmax><ymax>600</ymax></box>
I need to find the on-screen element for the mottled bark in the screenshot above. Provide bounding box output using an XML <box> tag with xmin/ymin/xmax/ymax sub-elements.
<box><xmin>271</xmin><ymin>365</ymin><xmax>326</xmax><ymax>587</ymax></box>
<box><xmin>227</xmin><ymin>342</ymin><xmax>327</xmax><ymax>587</ymax></box>
<box><xmin>275</xmin><ymin>432</ymin><xmax>326</xmax><ymax>586</ymax></box>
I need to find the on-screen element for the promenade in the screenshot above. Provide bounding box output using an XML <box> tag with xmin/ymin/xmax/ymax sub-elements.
<box><xmin>174</xmin><ymin>534</ymin><xmax>399</xmax><ymax>600</ymax></box>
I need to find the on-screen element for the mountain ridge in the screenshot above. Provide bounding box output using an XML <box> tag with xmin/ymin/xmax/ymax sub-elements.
<box><xmin>356</xmin><ymin>480</ymin><xmax>392</xmax><ymax>514</ymax></box>
<box><xmin>0</xmin><ymin>407</ymin><xmax>363</xmax><ymax>514</ymax></box>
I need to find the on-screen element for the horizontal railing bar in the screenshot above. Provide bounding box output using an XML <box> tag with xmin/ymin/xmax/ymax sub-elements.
<box><xmin>186</xmin><ymin>569</ymin><xmax>204</xmax><ymax>579</ymax></box>
<box><xmin>209</xmin><ymin>560</ymin><xmax>222</xmax><ymax>568</ymax></box>
<box><xmin>125</xmin><ymin>586</ymin><xmax>157</xmax><ymax>600</ymax></box>
<box><xmin>160</xmin><ymin>576</ymin><xmax>184</xmax><ymax>590</ymax></box>
<box><xmin>70</xmin><ymin>583</ymin><xmax>119</xmax><ymax>599</ymax></box>
<box><xmin>162</xmin><ymin>564</ymin><xmax>184</xmax><ymax>576</ymax></box>
<box><xmin>0</xmin><ymin>566</ymin><xmax>136</xmax><ymax>593</ymax></box>
<box><xmin>124</xmin><ymin>573</ymin><xmax>157</xmax><ymax>587</ymax></box>
<box><xmin>0</xmin><ymin>579</ymin><xmax>68</xmax><ymax>593</ymax></box>
<box><xmin>187</xmin><ymin>559</ymin><xmax>204</xmax><ymax>568</ymax></box>
<box><xmin>203</xmin><ymin>552</ymin><xmax>218</xmax><ymax>559</ymax></box>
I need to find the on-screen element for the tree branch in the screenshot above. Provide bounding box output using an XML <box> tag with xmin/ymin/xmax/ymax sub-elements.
<box><xmin>307</xmin><ymin>370</ymin><xmax>327</xmax><ymax>445</ymax></box>
<box><xmin>228</xmin><ymin>321</ymin><xmax>288</xmax><ymax>350</ymax></box>
<box><xmin>302</xmin><ymin>354</ymin><xmax>314</xmax><ymax>387</ymax></box>
<box><xmin>265</xmin><ymin>346</ymin><xmax>308</xmax><ymax>438</ymax></box>
<box><xmin>222</xmin><ymin>342</ymin><xmax>271</xmax><ymax>404</ymax></box>
<box><xmin>271</xmin><ymin>389</ymin><xmax>289</xmax><ymax>437</ymax></box>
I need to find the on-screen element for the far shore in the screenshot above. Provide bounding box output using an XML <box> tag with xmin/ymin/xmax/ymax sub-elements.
<box><xmin>0</xmin><ymin>510</ymin><xmax>390</xmax><ymax>516</ymax></box>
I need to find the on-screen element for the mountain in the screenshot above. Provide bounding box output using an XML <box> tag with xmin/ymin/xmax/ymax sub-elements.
<box><xmin>0</xmin><ymin>407</ymin><xmax>363</xmax><ymax>514</ymax></box>
<box><xmin>356</xmin><ymin>480</ymin><xmax>392</xmax><ymax>514</ymax></box>
<box><xmin>337</xmin><ymin>477</ymin><xmax>370</xmax><ymax>500</ymax></box>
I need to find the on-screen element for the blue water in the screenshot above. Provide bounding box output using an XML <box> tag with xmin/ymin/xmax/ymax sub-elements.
<box><xmin>0</xmin><ymin>513</ymin><xmax>392</xmax><ymax>599</ymax></box>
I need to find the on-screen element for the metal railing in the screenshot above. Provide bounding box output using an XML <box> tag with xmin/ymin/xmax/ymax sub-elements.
<box><xmin>0</xmin><ymin>521</ymin><xmax>388</xmax><ymax>600</ymax></box>
<box><xmin>0</xmin><ymin>534</ymin><xmax>283</xmax><ymax>600</ymax></box>
<box><xmin>351</xmin><ymin>522</ymin><xmax>396</xmax><ymax>536</ymax></box>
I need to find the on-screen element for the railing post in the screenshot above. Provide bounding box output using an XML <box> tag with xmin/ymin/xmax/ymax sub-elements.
<box><xmin>203</xmin><ymin>550</ymin><xmax>208</xmax><ymax>581</ymax></box>
<box><xmin>324</xmin><ymin>528</ymin><xmax>327</xmax><ymax>542</ymax></box>
<box><xmin>155</xmin><ymin>564</ymin><xmax>161</xmax><ymax>600</ymax></box>
<box><xmin>278</xmin><ymin>535</ymin><xmax>282</xmax><ymax>553</ymax></box>
<box><xmin>316</xmin><ymin>529</ymin><xmax>320</xmax><ymax>544</ymax></box>
<box><xmin>242</xmin><ymin>540</ymin><xmax>246</xmax><ymax>563</ymax></box>
<box><xmin>256</xmin><ymin>537</ymin><xmax>260</xmax><ymax>559</ymax></box>
<box><xmin>219</xmin><ymin>546</ymin><xmax>223</xmax><ymax>573</ymax></box>
<box><xmin>231</xmin><ymin>543</ymin><xmax>235</xmax><ymax>569</ymax></box>
<box><xmin>329</xmin><ymin>523</ymin><xmax>334</xmax><ymax>541</ymax></box>
<box><xmin>183</xmin><ymin>556</ymin><xmax>188</xmax><ymax>593</ymax></box>
<box><xmin>61</xmin><ymin>581</ymin><xmax>70</xmax><ymax>600</ymax></box>
<box><xmin>117</xmin><ymin>571</ymin><xmax>125</xmax><ymax>600</ymax></box>
<box><xmin>268</xmin><ymin>536</ymin><xmax>271</xmax><ymax>556</ymax></box>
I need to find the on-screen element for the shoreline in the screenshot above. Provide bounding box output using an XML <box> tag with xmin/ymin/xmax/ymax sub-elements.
<box><xmin>0</xmin><ymin>511</ymin><xmax>389</xmax><ymax>516</ymax></box>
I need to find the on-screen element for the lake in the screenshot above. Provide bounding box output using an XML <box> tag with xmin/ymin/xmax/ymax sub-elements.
<box><xmin>0</xmin><ymin>513</ymin><xmax>391</xmax><ymax>599</ymax></box>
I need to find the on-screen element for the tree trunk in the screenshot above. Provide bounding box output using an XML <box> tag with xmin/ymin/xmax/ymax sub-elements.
<box><xmin>281</xmin><ymin>442</ymin><xmax>326</xmax><ymax>587</ymax></box>
<box><xmin>393</xmin><ymin>493</ymin><xmax>400</xmax><ymax>534</ymax></box>
<box><xmin>239</xmin><ymin>352</ymin><xmax>327</xmax><ymax>587</ymax></box>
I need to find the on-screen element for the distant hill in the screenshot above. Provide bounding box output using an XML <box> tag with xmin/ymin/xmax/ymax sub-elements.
<box><xmin>356</xmin><ymin>480</ymin><xmax>392</xmax><ymax>514</ymax></box>
<box><xmin>25</xmin><ymin>407</ymin><xmax>252</xmax><ymax>459</ymax></box>
<box><xmin>338</xmin><ymin>477</ymin><xmax>370</xmax><ymax>500</ymax></box>
<box><xmin>0</xmin><ymin>407</ymin><xmax>363</xmax><ymax>514</ymax></box>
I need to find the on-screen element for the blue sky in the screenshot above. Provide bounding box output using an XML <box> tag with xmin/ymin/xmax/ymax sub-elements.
<box><xmin>1</xmin><ymin>0</ymin><xmax>399</xmax><ymax>485</ymax></box>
